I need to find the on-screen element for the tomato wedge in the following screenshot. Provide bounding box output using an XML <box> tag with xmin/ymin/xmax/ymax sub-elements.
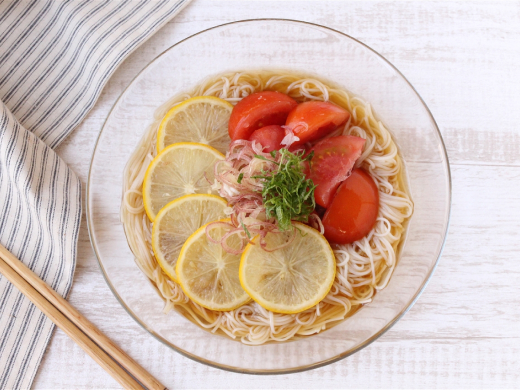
<box><xmin>322</xmin><ymin>169</ymin><xmax>379</xmax><ymax>244</ymax></box>
<box><xmin>228</xmin><ymin>91</ymin><xmax>297</xmax><ymax>141</ymax></box>
<box><xmin>309</xmin><ymin>135</ymin><xmax>365</xmax><ymax>208</ymax></box>
<box><xmin>285</xmin><ymin>101</ymin><xmax>350</xmax><ymax>145</ymax></box>
<box><xmin>249</xmin><ymin>125</ymin><xmax>285</xmax><ymax>153</ymax></box>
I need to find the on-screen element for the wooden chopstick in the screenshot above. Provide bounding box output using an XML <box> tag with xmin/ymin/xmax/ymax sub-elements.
<box><xmin>0</xmin><ymin>244</ymin><xmax>166</xmax><ymax>390</ymax></box>
<box><xmin>0</xmin><ymin>257</ymin><xmax>142</xmax><ymax>388</ymax></box>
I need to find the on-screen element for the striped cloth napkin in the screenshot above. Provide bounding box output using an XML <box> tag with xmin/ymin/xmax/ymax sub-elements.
<box><xmin>0</xmin><ymin>1</ymin><xmax>190</xmax><ymax>388</ymax></box>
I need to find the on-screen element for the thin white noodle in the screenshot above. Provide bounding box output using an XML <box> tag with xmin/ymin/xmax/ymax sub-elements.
<box><xmin>121</xmin><ymin>71</ymin><xmax>413</xmax><ymax>345</ymax></box>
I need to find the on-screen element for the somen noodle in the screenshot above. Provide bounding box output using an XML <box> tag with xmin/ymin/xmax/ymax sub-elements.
<box><xmin>121</xmin><ymin>71</ymin><xmax>413</xmax><ymax>345</ymax></box>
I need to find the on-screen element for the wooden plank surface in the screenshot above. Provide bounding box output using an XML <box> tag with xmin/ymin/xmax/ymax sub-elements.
<box><xmin>33</xmin><ymin>1</ymin><xmax>520</xmax><ymax>388</ymax></box>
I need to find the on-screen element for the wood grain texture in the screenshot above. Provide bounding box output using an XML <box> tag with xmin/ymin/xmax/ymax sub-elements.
<box><xmin>32</xmin><ymin>1</ymin><xmax>520</xmax><ymax>388</ymax></box>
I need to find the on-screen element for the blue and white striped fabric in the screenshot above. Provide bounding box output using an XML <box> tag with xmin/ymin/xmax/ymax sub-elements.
<box><xmin>0</xmin><ymin>1</ymin><xmax>190</xmax><ymax>388</ymax></box>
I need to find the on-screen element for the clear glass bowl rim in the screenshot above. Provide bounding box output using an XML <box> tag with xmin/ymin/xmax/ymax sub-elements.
<box><xmin>86</xmin><ymin>18</ymin><xmax>452</xmax><ymax>375</ymax></box>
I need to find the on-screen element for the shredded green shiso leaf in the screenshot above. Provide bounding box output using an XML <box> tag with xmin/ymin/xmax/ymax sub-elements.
<box><xmin>253</xmin><ymin>149</ymin><xmax>316</xmax><ymax>231</ymax></box>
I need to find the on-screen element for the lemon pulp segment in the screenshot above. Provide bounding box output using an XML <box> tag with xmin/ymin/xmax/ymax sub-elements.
<box><xmin>152</xmin><ymin>194</ymin><xmax>227</xmax><ymax>282</ymax></box>
<box><xmin>143</xmin><ymin>142</ymin><xmax>224</xmax><ymax>221</ymax></box>
<box><xmin>176</xmin><ymin>221</ymin><xmax>250</xmax><ymax>311</ymax></box>
<box><xmin>239</xmin><ymin>222</ymin><xmax>336</xmax><ymax>314</ymax></box>
<box><xmin>157</xmin><ymin>96</ymin><xmax>233</xmax><ymax>154</ymax></box>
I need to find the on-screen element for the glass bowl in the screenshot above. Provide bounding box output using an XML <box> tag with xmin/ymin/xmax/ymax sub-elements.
<box><xmin>87</xmin><ymin>19</ymin><xmax>451</xmax><ymax>374</ymax></box>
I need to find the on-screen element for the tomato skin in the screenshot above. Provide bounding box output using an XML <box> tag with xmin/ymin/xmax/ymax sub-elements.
<box><xmin>285</xmin><ymin>101</ymin><xmax>350</xmax><ymax>145</ymax></box>
<box><xmin>229</xmin><ymin>92</ymin><xmax>298</xmax><ymax>141</ymax></box>
<box><xmin>322</xmin><ymin>169</ymin><xmax>379</xmax><ymax>245</ymax></box>
<box><xmin>249</xmin><ymin>125</ymin><xmax>285</xmax><ymax>153</ymax></box>
<box><xmin>309</xmin><ymin>135</ymin><xmax>365</xmax><ymax>208</ymax></box>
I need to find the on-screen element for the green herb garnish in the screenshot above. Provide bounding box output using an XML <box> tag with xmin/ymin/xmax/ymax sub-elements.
<box><xmin>237</xmin><ymin>173</ymin><xmax>244</xmax><ymax>184</ymax></box>
<box><xmin>241</xmin><ymin>221</ymin><xmax>251</xmax><ymax>239</ymax></box>
<box><xmin>253</xmin><ymin>149</ymin><xmax>316</xmax><ymax>231</ymax></box>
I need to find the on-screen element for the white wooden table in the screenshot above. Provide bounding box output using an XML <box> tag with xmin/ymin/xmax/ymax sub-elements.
<box><xmin>33</xmin><ymin>1</ymin><xmax>520</xmax><ymax>388</ymax></box>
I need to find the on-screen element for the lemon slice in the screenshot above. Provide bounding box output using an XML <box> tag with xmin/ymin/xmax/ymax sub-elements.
<box><xmin>239</xmin><ymin>222</ymin><xmax>336</xmax><ymax>314</ymax></box>
<box><xmin>143</xmin><ymin>142</ymin><xmax>224</xmax><ymax>221</ymax></box>
<box><xmin>176</xmin><ymin>220</ymin><xmax>250</xmax><ymax>311</ymax></box>
<box><xmin>152</xmin><ymin>194</ymin><xmax>228</xmax><ymax>283</ymax></box>
<box><xmin>157</xmin><ymin>96</ymin><xmax>233</xmax><ymax>154</ymax></box>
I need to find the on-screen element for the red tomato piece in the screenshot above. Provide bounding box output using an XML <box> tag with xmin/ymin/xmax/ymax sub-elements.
<box><xmin>249</xmin><ymin>125</ymin><xmax>285</xmax><ymax>153</ymax></box>
<box><xmin>228</xmin><ymin>91</ymin><xmax>298</xmax><ymax>141</ymax></box>
<box><xmin>309</xmin><ymin>135</ymin><xmax>365</xmax><ymax>208</ymax></box>
<box><xmin>285</xmin><ymin>101</ymin><xmax>350</xmax><ymax>145</ymax></box>
<box><xmin>322</xmin><ymin>169</ymin><xmax>379</xmax><ymax>245</ymax></box>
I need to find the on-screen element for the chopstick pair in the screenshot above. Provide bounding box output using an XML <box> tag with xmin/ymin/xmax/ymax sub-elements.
<box><xmin>0</xmin><ymin>244</ymin><xmax>166</xmax><ymax>390</ymax></box>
